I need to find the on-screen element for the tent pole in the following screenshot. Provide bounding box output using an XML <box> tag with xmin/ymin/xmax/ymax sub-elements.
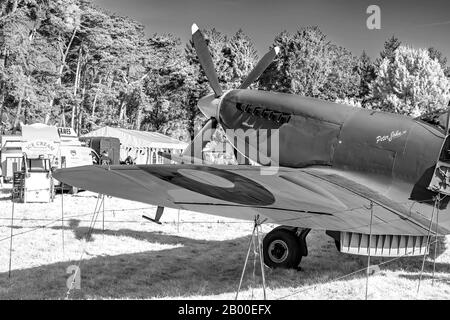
<box><xmin>257</xmin><ymin>222</ymin><xmax>267</xmax><ymax>300</ymax></box>
<box><xmin>445</xmin><ymin>100</ymin><xmax>450</xmax><ymax>135</ymax></box>
<box><xmin>432</xmin><ymin>195</ymin><xmax>441</xmax><ymax>286</ymax></box>
<box><xmin>61</xmin><ymin>184</ymin><xmax>65</xmax><ymax>257</ymax></box>
<box><xmin>8</xmin><ymin>189</ymin><xmax>15</xmax><ymax>278</ymax></box>
<box><xmin>102</xmin><ymin>194</ymin><xmax>105</xmax><ymax>237</ymax></box>
<box><xmin>236</xmin><ymin>220</ymin><xmax>257</xmax><ymax>300</ymax></box>
<box><xmin>177</xmin><ymin>209</ymin><xmax>180</xmax><ymax>233</ymax></box>
<box><xmin>365</xmin><ymin>201</ymin><xmax>374</xmax><ymax>300</ymax></box>
<box><xmin>417</xmin><ymin>196</ymin><xmax>437</xmax><ymax>297</ymax></box>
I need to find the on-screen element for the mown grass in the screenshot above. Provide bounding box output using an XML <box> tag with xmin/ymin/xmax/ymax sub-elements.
<box><xmin>0</xmin><ymin>185</ymin><xmax>449</xmax><ymax>300</ymax></box>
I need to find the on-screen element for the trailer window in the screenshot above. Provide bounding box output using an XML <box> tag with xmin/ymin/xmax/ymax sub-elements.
<box><xmin>27</xmin><ymin>159</ymin><xmax>50</xmax><ymax>172</ymax></box>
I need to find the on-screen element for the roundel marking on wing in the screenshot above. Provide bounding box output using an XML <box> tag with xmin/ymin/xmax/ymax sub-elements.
<box><xmin>178</xmin><ymin>169</ymin><xmax>235</xmax><ymax>188</ymax></box>
<box><xmin>138</xmin><ymin>165</ymin><xmax>275</xmax><ymax>206</ymax></box>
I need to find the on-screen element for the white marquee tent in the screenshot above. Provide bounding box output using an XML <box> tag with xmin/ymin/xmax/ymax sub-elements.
<box><xmin>82</xmin><ymin>126</ymin><xmax>188</xmax><ymax>164</ymax></box>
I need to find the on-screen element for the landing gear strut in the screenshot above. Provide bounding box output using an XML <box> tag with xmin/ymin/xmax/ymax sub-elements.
<box><xmin>263</xmin><ymin>227</ymin><xmax>310</xmax><ymax>269</ymax></box>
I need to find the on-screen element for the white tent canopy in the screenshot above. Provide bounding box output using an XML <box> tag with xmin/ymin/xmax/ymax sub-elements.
<box><xmin>22</xmin><ymin>123</ymin><xmax>60</xmax><ymax>144</ymax></box>
<box><xmin>82</xmin><ymin>126</ymin><xmax>188</xmax><ymax>164</ymax></box>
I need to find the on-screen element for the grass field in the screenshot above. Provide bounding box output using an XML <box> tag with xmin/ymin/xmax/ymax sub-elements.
<box><xmin>0</xmin><ymin>185</ymin><xmax>449</xmax><ymax>300</ymax></box>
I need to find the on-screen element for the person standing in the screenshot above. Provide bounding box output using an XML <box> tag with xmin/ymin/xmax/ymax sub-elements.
<box><xmin>0</xmin><ymin>165</ymin><xmax>3</xmax><ymax>188</ymax></box>
<box><xmin>100</xmin><ymin>151</ymin><xmax>112</xmax><ymax>165</ymax></box>
<box><xmin>124</xmin><ymin>155</ymin><xmax>136</xmax><ymax>165</ymax></box>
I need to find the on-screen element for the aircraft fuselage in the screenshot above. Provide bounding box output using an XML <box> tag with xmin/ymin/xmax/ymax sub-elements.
<box><xmin>218</xmin><ymin>89</ymin><xmax>449</xmax><ymax>227</ymax></box>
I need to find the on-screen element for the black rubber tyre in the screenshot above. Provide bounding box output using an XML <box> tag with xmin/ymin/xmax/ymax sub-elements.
<box><xmin>263</xmin><ymin>229</ymin><xmax>302</xmax><ymax>269</ymax></box>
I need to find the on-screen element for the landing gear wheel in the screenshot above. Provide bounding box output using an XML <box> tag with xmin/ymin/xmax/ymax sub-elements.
<box><xmin>263</xmin><ymin>229</ymin><xmax>302</xmax><ymax>269</ymax></box>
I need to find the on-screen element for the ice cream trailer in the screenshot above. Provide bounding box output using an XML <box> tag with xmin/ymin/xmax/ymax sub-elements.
<box><xmin>13</xmin><ymin>154</ymin><xmax>54</xmax><ymax>203</ymax></box>
<box><xmin>12</xmin><ymin>124</ymin><xmax>60</xmax><ymax>203</ymax></box>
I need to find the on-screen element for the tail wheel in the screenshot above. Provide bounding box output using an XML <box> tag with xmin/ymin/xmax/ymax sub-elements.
<box><xmin>263</xmin><ymin>229</ymin><xmax>302</xmax><ymax>269</ymax></box>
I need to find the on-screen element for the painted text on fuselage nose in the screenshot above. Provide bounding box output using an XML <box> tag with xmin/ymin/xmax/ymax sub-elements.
<box><xmin>376</xmin><ymin>130</ymin><xmax>407</xmax><ymax>144</ymax></box>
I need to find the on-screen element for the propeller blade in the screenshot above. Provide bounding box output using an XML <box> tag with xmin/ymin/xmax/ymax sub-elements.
<box><xmin>182</xmin><ymin>117</ymin><xmax>218</xmax><ymax>164</ymax></box>
<box><xmin>239</xmin><ymin>46</ymin><xmax>280</xmax><ymax>89</ymax></box>
<box><xmin>192</xmin><ymin>23</ymin><xmax>223</xmax><ymax>97</ymax></box>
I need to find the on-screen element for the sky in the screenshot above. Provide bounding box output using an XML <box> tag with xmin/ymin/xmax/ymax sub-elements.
<box><xmin>91</xmin><ymin>0</ymin><xmax>450</xmax><ymax>60</ymax></box>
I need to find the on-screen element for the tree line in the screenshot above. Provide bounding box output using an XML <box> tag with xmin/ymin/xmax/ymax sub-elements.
<box><xmin>1</xmin><ymin>0</ymin><xmax>449</xmax><ymax>141</ymax></box>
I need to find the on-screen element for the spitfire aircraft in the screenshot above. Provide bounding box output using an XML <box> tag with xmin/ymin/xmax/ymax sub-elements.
<box><xmin>54</xmin><ymin>24</ymin><xmax>450</xmax><ymax>270</ymax></box>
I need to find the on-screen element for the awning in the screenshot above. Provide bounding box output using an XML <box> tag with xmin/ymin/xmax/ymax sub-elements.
<box><xmin>22</xmin><ymin>123</ymin><xmax>60</xmax><ymax>143</ymax></box>
<box><xmin>82</xmin><ymin>126</ymin><xmax>188</xmax><ymax>150</ymax></box>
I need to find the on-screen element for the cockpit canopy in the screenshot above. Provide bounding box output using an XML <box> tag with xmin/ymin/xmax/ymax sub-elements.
<box><xmin>415</xmin><ymin>110</ymin><xmax>448</xmax><ymax>133</ymax></box>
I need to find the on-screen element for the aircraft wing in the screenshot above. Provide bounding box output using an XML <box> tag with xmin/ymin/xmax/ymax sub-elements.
<box><xmin>53</xmin><ymin>164</ymin><xmax>440</xmax><ymax>236</ymax></box>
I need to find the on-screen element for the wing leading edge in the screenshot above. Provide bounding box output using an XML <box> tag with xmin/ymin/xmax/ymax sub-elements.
<box><xmin>53</xmin><ymin>164</ymin><xmax>441</xmax><ymax>236</ymax></box>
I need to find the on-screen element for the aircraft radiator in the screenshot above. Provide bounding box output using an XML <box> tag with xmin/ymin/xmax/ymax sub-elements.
<box><xmin>339</xmin><ymin>232</ymin><xmax>429</xmax><ymax>257</ymax></box>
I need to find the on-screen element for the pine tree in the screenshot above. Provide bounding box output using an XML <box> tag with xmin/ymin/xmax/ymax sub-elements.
<box><xmin>358</xmin><ymin>51</ymin><xmax>377</xmax><ymax>107</ymax></box>
<box><xmin>377</xmin><ymin>35</ymin><xmax>401</xmax><ymax>65</ymax></box>
<box><xmin>371</xmin><ymin>46</ymin><xmax>450</xmax><ymax>117</ymax></box>
<box><xmin>259</xmin><ymin>26</ymin><xmax>360</xmax><ymax>102</ymax></box>
<box><xmin>428</xmin><ymin>47</ymin><xmax>450</xmax><ymax>77</ymax></box>
<box><xmin>223</xmin><ymin>29</ymin><xmax>258</xmax><ymax>88</ymax></box>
